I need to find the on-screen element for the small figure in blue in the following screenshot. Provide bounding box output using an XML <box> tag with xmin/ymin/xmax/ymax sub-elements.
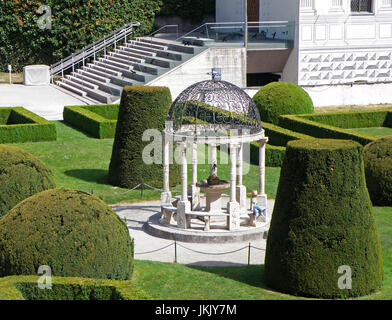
<box><xmin>250</xmin><ymin>190</ymin><xmax>266</xmax><ymax>224</ymax></box>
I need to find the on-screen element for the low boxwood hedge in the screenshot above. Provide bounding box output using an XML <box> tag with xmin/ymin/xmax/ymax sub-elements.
<box><xmin>0</xmin><ymin>275</ymin><xmax>151</xmax><ymax>300</ymax></box>
<box><xmin>63</xmin><ymin>104</ymin><xmax>119</xmax><ymax>139</ymax></box>
<box><xmin>0</xmin><ymin>107</ymin><xmax>56</xmax><ymax>143</ymax></box>
<box><xmin>278</xmin><ymin>113</ymin><xmax>379</xmax><ymax>146</ymax></box>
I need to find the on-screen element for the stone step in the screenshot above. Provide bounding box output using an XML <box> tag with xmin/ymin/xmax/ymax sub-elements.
<box><xmin>65</xmin><ymin>75</ymin><xmax>98</xmax><ymax>90</ymax></box>
<box><xmin>59</xmin><ymin>78</ymin><xmax>112</xmax><ymax>104</ymax></box>
<box><xmin>56</xmin><ymin>80</ymin><xmax>87</xmax><ymax>98</ymax></box>
<box><xmin>82</xmin><ymin>66</ymin><xmax>136</xmax><ymax>87</ymax></box>
<box><xmin>138</xmin><ymin>37</ymin><xmax>203</xmax><ymax>55</ymax></box>
<box><xmin>129</xmin><ymin>39</ymin><xmax>168</xmax><ymax>51</ymax></box>
<box><xmin>72</xmin><ymin>72</ymin><xmax>123</xmax><ymax>96</ymax></box>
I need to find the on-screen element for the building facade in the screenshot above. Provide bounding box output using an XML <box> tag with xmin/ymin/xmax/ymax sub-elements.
<box><xmin>217</xmin><ymin>0</ymin><xmax>392</xmax><ymax>106</ymax></box>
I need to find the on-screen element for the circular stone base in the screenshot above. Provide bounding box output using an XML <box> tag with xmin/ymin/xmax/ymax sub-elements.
<box><xmin>144</xmin><ymin>212</ymin><xmax>270</xmax><ymax>243</ymax></box>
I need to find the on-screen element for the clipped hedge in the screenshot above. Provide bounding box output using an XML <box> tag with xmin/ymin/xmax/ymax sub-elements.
<box><xmin>63</xmin><ymin>104</ymin><xmax>119</xmax><ymax>139</ymax></box>
<box><xmin>0</xmin><ymin>275</ymin><xmax>151</xmax><ymax>300</ymax></box>
<box><xmin>265</xmin><ymin>139</ymin><xmax>383</xmax><ymax>298</ymax></box>
<box><xmin>0</xmin><ymin>0</ymin><xmax>160</xmax><ymax>71</ymax></box>
<box><xmin>159</xmin><ymin>0</ymin><xmax>215</xmax><ymax>22</ymax></box>
<box><xmin>0</xmin><ymin>189</ymin><xmax>134</xmax><ymax>280</ymax></box>
<box><xmin>364</xmin><ymin>135</ymin><xmax>392</xmax><ymax>206</ymax></box>
<box><xmin>253</xmin><ymin>82</ymin><xmax>314</xmax><ymax>125</ymax></box>
<box><xmin>261</xmin><ymin>121</ymin><xmax>312</xmax><ymax>147</ymax></box>
<box><xmin>278</xmin><ymin>114</ymin><xmax>377</xmax><ymax>146</ymax></box>
<box><xmin>0</xmin><ymin>145</ymin><xmax>56</xmax><ymax>217</ymax></box>
<box><xmin>109</xmin><ymin>86</ymin><xmax>181</xmax><ymax>188</ymax></box>
<box><xmin>0</xmin><ymin>107</ymin><xmax>57</xmax><ymax>143</ymax></box>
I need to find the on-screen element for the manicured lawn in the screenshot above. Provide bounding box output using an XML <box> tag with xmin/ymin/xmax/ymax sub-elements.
<box><xmin>132</xmin><ymin>206</ymin><xmax>392</xmax><ymax>300</ymax></box>
<box><xmin>346</xmin><ymin>127</ymin><xmax>392</xmax><ymax>139</ymax></box>
<box><xmin>7</xmin><ymin>121</ymin><xmax>281</xmax><ymax>204</ymax></box>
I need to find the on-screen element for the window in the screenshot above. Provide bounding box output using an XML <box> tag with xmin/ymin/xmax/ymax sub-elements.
<box><xmin>351</xmin><ymin>0</ymin><xmax>372</xmax><ymax>13</ymax></box>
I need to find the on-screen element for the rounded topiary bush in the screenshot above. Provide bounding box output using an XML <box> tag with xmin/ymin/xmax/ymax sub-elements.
<box><xmin>364</xmin><ymin>135</ymin><xmax>392</xmax><ymax>206</ymax></box>
<box><xmin>264</xmin><ymin>139</ymin><xmax>383</xmax><ymax>299</ymax></box>
<box><xmin>0</xmin><ymin>189</ymin><xmax>134</xmax><ymax>280</ymax></box>
<box><xmin>109</xmin><ymin>86</ymin><xmax>180</xmax><ymax>188</ymax></box>
<box><xmin>0</xmin><ymin>145</ymin><xmax>56</xmax><ymax>217</ymax></box>
<box><xmin>253</xmin><ymin>82</ymin><xmax>314</xmax><ymax>125</ymax></box>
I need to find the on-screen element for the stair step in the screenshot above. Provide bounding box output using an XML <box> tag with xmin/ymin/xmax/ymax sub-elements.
<box><xmin>87</xmin><ymin>63</ymin><xmax>121</xmax><ymax>77</ymax></box>
<box><xmin>94</xmin><ymin>61</ymin><xmax>137</xmax><ymax>79</ymax></box>
<box><xmin>82</xmin><ymin>66</ymin><xmax>135</xmax><ymax>87</ymax></box>
<box><xmin>129</xmin><ymin>40</ymin><xmax>167</xmax><ymax>51</ymax></box>
<box><xmin>65</xmin><ymin>75</ymin><xmax>98</xmax><ymax>90</ymax></box>
<box><xmin>77</xmin><ymin>69</ymin><xmax>109</xmax><ymax>83</ymax></box>
<box><xmin>98</xmin><ymin>57</ymin><xmax>133</xmax><ymax>71</ymax></box>
<box><xmin>72</xmin><ymin>72</ymin><xmax>123</xmax><ymax>96</ymax></box>
<box><xmin>109</xmin><ymin>51</ymin><xmax>143</xmax><ymax>64</ymax></box>
<box><xmin>117</xmin><ymin>46</ymin><xmax>154</xmax><ymax>57</ymax></box>
<box><xmin>57</xmin><ymin>81</ymin><xmax>87</xmax><ymax>97</ymax></box>
<box><xmin>137</xmin><ymin>37</ymin><xmax>202</xmax><ymax>55</ymax></box>
<box><xmin>60</xmin><ymin>78</ymin><xmax>112</xmax><ymax>104</ymax></box>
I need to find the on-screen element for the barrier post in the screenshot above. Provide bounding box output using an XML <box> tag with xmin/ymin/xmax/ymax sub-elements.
<box><xmin>248</xmin><ymin>242</ymin><xmax>251</xmax><ymax>265</ymax></box>
<box><xmin>174</xmin><ymin>240</ymin><xmax>177</xmax><ymax>263</ymax></box>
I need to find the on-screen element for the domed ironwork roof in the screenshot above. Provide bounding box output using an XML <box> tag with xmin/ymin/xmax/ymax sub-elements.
<box><xmin>166</xmin><ymin>70</ymin><xmax>262</xmax><ymax>135</ymax></box>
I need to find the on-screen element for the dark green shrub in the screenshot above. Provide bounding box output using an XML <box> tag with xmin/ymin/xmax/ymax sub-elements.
<box><xmin>63</xmin><ymin>104</ymin><xmax>119</xmax><ymax>139</ymax></box>
<box><xmin>0</xmin><ymin>107</ymin><xmax>57</xmax><ymax>143</ymax></box>
<box><xmin>159</xmin><ymin>0</ymin><xmax>215</xmax><ymax>22</ymax></box>
<box><xmin>0</xmin><ymin>145</ymin><xmax>56</xmax><ymax>217</ymax></box>
<box><xmin>364</xmin><ymin>135</ymin><xmax>392</xmax><ymax>206</ymax></box>
<box><xmin>0</xmin><ymin>189</ymin><xmax>134</xmax><ymax>280</ymax></box>
<box><xmin>109</xmin><ymin>86</ymin><xmax>180</xmax><ymax>188</ymax></box>
<box><xmin>253</xmin><ymin>82</ymin><xmax>314</xmax><ymax>125</ymax></box>
<box><xmin>265</xmin><ymin>139</ymin><xmax>383</xmax><ymax>298</ymax></box>
<box><xmin>0</xmin><ymin>0</ymin><xmax>160</xmax><ymax>71</ymax></box>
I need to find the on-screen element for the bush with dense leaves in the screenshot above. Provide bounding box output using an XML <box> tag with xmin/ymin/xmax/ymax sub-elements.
<box><xmin>109</xmin><ymin>86</ymin><xmax>180</xmax><ymax>188</ymax></box>
<box><xmin>159</xmin><ymin>0</ymin><xmax>215</xmax><ymax>22</ymax></box>
<box><xmin>0</xmin><ymin>189</ymin><xmax>134</xmax><ymax>280</ymax></box>
<box><xmin>364</xmin><ymin>135</ymin><xmax>392</xmax><ymax>206</ymax></box>
<box><xmin>0</xmin><ymin>0</ymin><xmax>161</xmax><ymax>71</ymax></box>
<box><xmin>0</xmin><ymin>145</ymin><xmax>56</xmax><ymax>217</ymax></box>
<box><xmin>253</xmin><ymin>82</ymin><xmax>314</xmax><ymax>125</ymax></box>
<box><xmin>264</xmin><ymin>139</ymin><xmax>383</xmax><ymax>298</ymax></box>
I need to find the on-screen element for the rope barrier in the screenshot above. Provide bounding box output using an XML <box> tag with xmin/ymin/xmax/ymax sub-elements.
<box><xmin>250</xmin><ymin>245</ymin><xmax>265</xmax><ymax>251</ymax></box>
<box><xmin>134</xmin><ymin>243</ymin><xmax>174</xmax><ymax>255</ymax></box>
<box><xmin>177</xmin><ymin>243</ymin><xmax>249</xmax><ymax>256</ymax></box>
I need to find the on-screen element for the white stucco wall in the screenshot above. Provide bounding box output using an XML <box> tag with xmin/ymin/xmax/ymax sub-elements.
<box><xmin>147</xmin><ymin>48</ymin><xmax>247</xmax><ymax>99</ymax></box>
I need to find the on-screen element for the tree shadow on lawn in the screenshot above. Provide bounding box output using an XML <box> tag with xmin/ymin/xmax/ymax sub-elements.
<box><xmin>64</xmin><ymin>169</ymin><xmax>109</xmax><ymax>185</ymax></box>
<box><xmin>187</xmin><ymin>263</ymin><xmax>272</xmax><ymax>291</ymax></box>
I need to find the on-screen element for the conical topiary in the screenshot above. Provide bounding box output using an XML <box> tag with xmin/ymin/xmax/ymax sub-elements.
<box><xmin>108</xmin><ymin>86</ymin><xmax>180</xmax><ymax>188</ymax></box>
<box><xmin>264</xmin><ymin>139</ymin><xmax>383</xmax><ymax>298</ymax></box>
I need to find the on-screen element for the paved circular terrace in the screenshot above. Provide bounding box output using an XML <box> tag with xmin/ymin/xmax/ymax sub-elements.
<box><xmin>111</xmin><ymin>198</ymin><xmax>275</xmax><ymax>267</ymax></box>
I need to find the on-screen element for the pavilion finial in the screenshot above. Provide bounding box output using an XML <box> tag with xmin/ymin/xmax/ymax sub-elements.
<box><xmin>211</xmin><ymin>68</ymin><xmax>222</xmax><ymax>82</ymax></box>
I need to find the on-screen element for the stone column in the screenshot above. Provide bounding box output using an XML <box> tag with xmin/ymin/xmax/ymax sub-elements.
<box><xmin>209</xmin><ymin>144</ymin><xmax>218</xmax><ymax>176</ymax></box>
<box><xmin>188</xmin><ymin>142</ymin><xmax>201</xmax><ymax>210</ymax></box>
<box><xmin>161</xmin><ymin>132</ymin><xmax>172</xmax><ymax>204</ymax></box>
<box><xmin>236</xmin><ymin>143</ymin><xmax>247</xmax><ymax>210</ymax></box>
<box><xmin>258</xmin><ymin>139</ymin><xmax>268</xmax><ymax>218</ymax></box>
<box><xmin>227</xmin><ymin>144</ymin><xmax>240</xmax><ymax>230</ymax></box>
<box><xmin>177</xmin><ymin>142</ymin><xmax>191</xmax><ymax>229</ymax></box>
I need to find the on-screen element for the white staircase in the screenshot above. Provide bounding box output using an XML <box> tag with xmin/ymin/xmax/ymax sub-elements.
<box><xmin>55</xmin><ymin>37</ymin><xmax>205</xmax><ymax>104</ymax></box>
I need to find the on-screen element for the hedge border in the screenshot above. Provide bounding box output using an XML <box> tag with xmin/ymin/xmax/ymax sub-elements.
<box><xmin>277</xmin><ymin>109</ymin><xmax>392</xmax><ymax>146</ymax></box>
<box><xmin>0</xmin><ymin>107</ymin><xmax>57</xmax><ymax>143</ymax></box>
<box><xmin>0</xmin><ymin>275</ymin><xmax>151</xmax><ymax>300</ymax></box>
<box><xmin>63</xmin><ymin>105</ymin><xmax>119</xmax><ymax>139</ymax></box>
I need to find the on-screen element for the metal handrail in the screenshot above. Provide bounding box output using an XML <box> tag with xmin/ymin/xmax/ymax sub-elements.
<box><xmin>50</xmin><ymin>22</ymin><xmax>140</xmax><ymax>80</ymax></box>
<box><xmin>144</xmin><ymin>24</ymin><xmax>179</xmax><ymax>39</ymax></box>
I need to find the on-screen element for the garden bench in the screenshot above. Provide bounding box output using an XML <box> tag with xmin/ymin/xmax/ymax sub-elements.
<box><xmin>161</xmin><ymin>205</ymin><xmax>177</xmax><ymax>224</ymax></box>
<box><xmin>184</xmin><ymin>210</ymin><xmax>230</xmax><ymax>231</ymax></box>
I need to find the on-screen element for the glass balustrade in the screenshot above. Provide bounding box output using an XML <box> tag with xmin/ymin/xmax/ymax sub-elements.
<box><xmin>177</xmin><ymin>22</ymin><xmax>295</xmax><ymax>49</ymax></box>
